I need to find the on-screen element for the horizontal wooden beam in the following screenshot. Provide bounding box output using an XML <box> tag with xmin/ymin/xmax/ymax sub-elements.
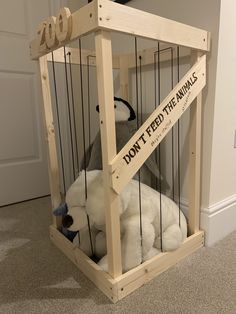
<box><xmin>97</xmin><ymin>0</ymin><xmax>210</xmax><ymax>51</ymax></box>
<box><xmin>110</xmin><ymin>55</ymin><xmax>206</xmax><ymax>194</ymax></box>
<box><xmin>125</xmin><ymin>45</ymin><xmax>190</xmax><ymax>69</ymax></box>
<box><xmin>46</xmin><ymin>46</ymin><xmax>120</xmax><ymax>69</ymax></box>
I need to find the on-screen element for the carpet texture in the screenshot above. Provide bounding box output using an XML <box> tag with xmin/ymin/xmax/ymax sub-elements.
<box><xmin>0</xmin><ymin>197</ymin><xmax>236</xmax><ymax>314</ymax></box>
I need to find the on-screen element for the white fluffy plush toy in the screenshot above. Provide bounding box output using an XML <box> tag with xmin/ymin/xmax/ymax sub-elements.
<box><xmin>63</xmin><ymin>170</ymin><xmax>187</xmax><ymax>273</ymax></box>
<box><xmin>62</xmin><ymin>175</ymin><xmax>106</xmax><ymax>259</ymax></box>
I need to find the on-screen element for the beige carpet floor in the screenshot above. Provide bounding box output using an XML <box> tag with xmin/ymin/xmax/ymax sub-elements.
<box><xmin>0</xmin><ymin>196</ymin><xmax>236</xmax><ymax>314</ymax></box>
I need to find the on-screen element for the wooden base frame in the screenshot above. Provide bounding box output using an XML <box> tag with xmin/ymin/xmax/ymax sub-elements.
<box><xmin>50</xmin><ymin>225</ymin><xmax>204</xmax><ymax>303</ymax></box>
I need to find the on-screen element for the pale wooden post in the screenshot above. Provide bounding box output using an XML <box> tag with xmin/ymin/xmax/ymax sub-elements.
<box><xmin>188</xmin><ymin>51</ymin><xmax>203</xmax><ymax>235</ymax></box>
<box><xmin>39</xmin><ymin>56</ymin><xmax>62</xmax><ymax>228</ymax></box>
<box><xmin>119</xmin><ymin>55</ymin><xmax>129</xmax><ymax>101</ymax></box>
<box><xmin>95</xmin><ymin>30</ymin><xmax>122</xmax><ymax>278</ymax></box>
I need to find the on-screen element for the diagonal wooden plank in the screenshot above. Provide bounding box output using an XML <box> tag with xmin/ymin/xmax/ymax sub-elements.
<box><xmin>110</xmin><ymin>55</ymin><xmax>206</xmax><ymax>194</ymax></box>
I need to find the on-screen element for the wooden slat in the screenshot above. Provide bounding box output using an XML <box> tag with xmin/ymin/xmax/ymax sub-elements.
<box><xmin>47</xmin><ymin>47</ymin><xmax>96</xmax><ymax>66</ymax></box>
<box><xmin>39</xmin><ymin>56</ymin><xmax>61</xmax><ymax>228</ymax></box>
<box><xmin>110</xmin><ymin>55</ymin><xmax>206</xmax><ymax>194</ymax></box>
<box><xmin>95</xmin><ymin>30</ymin><xmax>122</xmax><ymax>278</ymax></box>
<box><xmin>116</xmin><ymin>231</ymin><xmax>204</xmax><ymax>300</ymax></box>
<box><xmin>188</xmin><ymin>51</ymin><xmax>203</xmax><ymax>234</ymax></box>
<box><xmin>97</xmin><ymin>0</ymin><xmax>210</xmax><ymax>51</ymax></box>
<box><xmin>46</xmin><ymin>46</ymin><xmax>120</xmax><ymax>69</ymax></box>
<box><xmin>126</xmin><ymin>45</ymin><xmax>190</xmax><ymax>69</ymax></box>
<box><xmin>49</xmin><ymin>225</ymin><xmax>119</xmax><ymax>303</ymax></box>
<box><xmin>30</xmin><ymin>1</ymin><xmax>98</xmax><ymax>60</ymax></box>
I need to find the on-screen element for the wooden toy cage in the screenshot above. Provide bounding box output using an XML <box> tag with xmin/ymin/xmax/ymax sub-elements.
<box><xmin>30</xmin><ymin>0</ymin><xmax>210</xmax><ymax>302</ymax></box>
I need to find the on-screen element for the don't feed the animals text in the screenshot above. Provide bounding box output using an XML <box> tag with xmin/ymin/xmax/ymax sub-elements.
<box><xmin>122</xmin><ymin>72</ymin><xmax>198</xmax><ymax>166</ymax></box>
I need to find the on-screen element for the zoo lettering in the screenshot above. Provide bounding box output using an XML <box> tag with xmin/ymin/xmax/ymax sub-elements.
<box><xmin>123</xmin><ymin>72</ymin><xmax>198</xmax><ymax>165</ymax></box>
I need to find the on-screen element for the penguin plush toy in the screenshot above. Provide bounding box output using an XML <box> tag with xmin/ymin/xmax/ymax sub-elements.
<box><xmin>86</xmin><ymin>96</ymin><xmax>168</xmax><ymax>189</ymax></box>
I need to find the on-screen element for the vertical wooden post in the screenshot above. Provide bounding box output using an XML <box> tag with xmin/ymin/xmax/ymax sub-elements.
<box><xmin>119</xmin><ymin>55</ymin><xmax>129</xmax><ymax>101</ymax></box>
<box><xmin>95</xmin><ymin>30</ymin><xmax>122</xmax><ymax>278</ymax></box>
<box><xmin>188</xmin><ymin>51</ymin><xmax>203</xmax><ymax>235</ymax></box>
<box><xmin>39</xmin><ymin>56</ymin><xmax>62</xmax><ymax>228</ymax></box>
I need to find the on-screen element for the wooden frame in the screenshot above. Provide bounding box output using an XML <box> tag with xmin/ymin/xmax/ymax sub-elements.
<box><xmin>31</xmin><ymin>0</ymin><xmax>210</xmax><ymax>302</ymax></box>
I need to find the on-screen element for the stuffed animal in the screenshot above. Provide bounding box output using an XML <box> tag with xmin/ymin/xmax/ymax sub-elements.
<box><xmin>63</xmin><ymin>170</ymin><xmax>187</xmax><ymax>273</ymax></box>
<box><xmin>58</xmin><ymin>174</ymin><xmax>106</xmax><ymax>258</ymax></box>
<box><xmin>83</xmin><ymin>97</ymin><xmax>169</xmax><ymax>190</ymax></box>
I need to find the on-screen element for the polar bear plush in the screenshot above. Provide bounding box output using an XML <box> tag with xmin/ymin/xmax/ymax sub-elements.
<box><xmin>63</xmin><ymin>170</ymin><xmax>187</xmax><ymax>273</ymax></box>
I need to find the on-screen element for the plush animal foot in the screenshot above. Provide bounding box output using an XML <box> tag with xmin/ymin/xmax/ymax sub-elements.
<box><xmin>95</xmin><ymin>231</ymin><xmax>107</xmax><ymax>259</ymax></box>
<box><xmin>154</xmin><ymin>224</ymin><xmax>183</xmax><ymax>252</ymax></box>
<box><xmin>98</xmin><ymin>255</ymin><xmax>108</xmax><ymax>272</ymax></box>
<box><xmin>143</xmin><ymin>247</ymin><xmax>160</xmax><ymax>261</ymax></box>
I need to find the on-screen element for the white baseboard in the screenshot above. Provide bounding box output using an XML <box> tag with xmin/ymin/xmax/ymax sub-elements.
<box><xmin>200</xmin><ymin>194</ymin><xmax>236</xmax><ymax>246</ymax></box>
<box><xmin>178</xmin><ymin>195</ymin><xmax>236</xmax><ymax>247</ymax></box>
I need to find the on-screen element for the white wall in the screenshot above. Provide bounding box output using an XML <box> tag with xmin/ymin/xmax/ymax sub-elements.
<box><xmin>200</xmin><ymin>0</ymin><xmax>236</xmax><ymax>245</ymax></box>
<box><xmin>209</xmin><ymin>0</ymin><xmax>236</xmax><ymax>204</ymax></box>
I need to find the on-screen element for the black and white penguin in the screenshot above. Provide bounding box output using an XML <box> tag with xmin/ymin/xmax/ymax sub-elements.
<box><xmin>96</xmin><ymin>97</ymin><xmax>136</xmax><ymax>122</ymax></box>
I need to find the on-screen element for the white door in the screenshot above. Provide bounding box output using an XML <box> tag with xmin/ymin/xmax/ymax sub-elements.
<box><xmin>0</xmin><ymin>0</ymin><xmax>63</xmax><ymax>206</ymax></box>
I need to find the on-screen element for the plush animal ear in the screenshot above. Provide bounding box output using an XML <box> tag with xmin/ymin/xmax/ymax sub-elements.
<box><xmin>53</xmin><ymin>203</ymin><xmax>68</xmax><ymax>216</ymax></box>
<box><xmin>114</xmin><ymin>97</ymin><xmax>136</xmax><ymax>121</ymax></box>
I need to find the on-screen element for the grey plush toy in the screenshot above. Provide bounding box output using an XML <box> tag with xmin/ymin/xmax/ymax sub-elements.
<box><xmin>83</xmin><ymin>97</ymin><xmax>169</xmax><ymax>191</ymax></box>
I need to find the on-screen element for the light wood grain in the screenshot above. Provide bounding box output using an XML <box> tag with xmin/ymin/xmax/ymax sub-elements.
<box><xmin>97</xmin><ymin>0</ymin><xmax>210</xmax><ymax>51</ymax></box>
<box><xmin>39</xmin><ymin>56</ymin><xmax>62</xmax><ymax>228</ymax></box>
<box><xmin>188</xmin><ymin>51</ymin><xmax>203</xmax><ymax>235</ymax></box>
<box><xmin>55</xmin><ymin>7</ymin><xmax>72</xmax><ymax>43</ymax></box>
<box><xmin>95</xmin><ymin>30</ymin><xmax>122</xmax><ymax>278</ymax></box>
<box><xmin>45</xmin><ymin>16</ymin><xmax>58</xmax><ymax>49</ymax></box>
